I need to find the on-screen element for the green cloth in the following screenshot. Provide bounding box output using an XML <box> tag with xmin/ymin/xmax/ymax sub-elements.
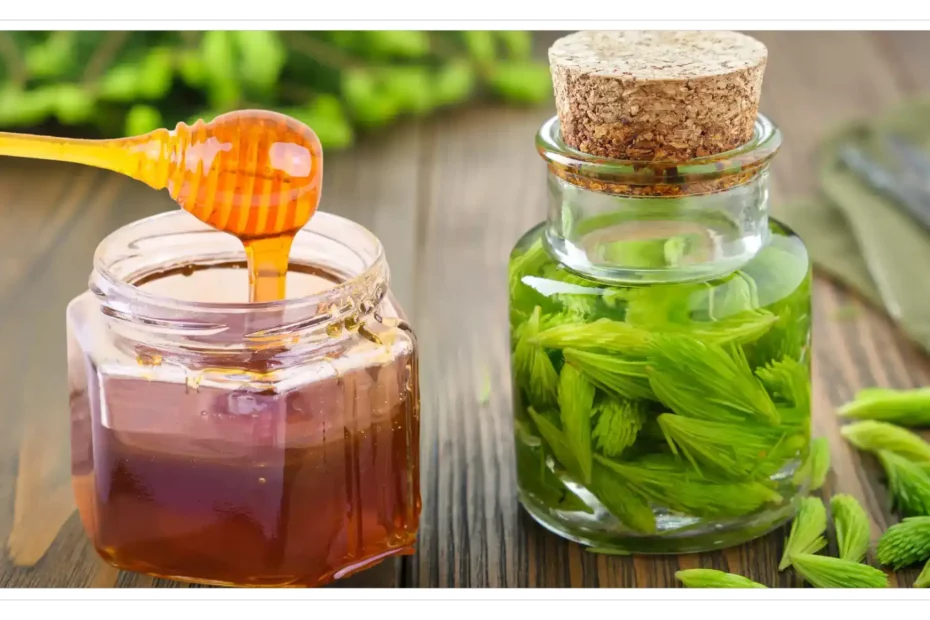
<box><xmin>774</xmin><ymin>99</ymin><xmax>930</xmax><ymax>356</ymax></box>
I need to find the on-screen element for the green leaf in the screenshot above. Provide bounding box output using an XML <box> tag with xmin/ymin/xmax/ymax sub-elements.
<box><xmin>675</xmin><ymin>568</ymin><xmax>767</xmax><ymax>588</ymax></box>
<box><xmin>592</xmin><ymin>396</ymin><xmax>647</xmax><ymax>458</ymax></box>
<box><xmin>0</xmin><ymin>85</ymin><xmax>55</xmax><ymax>127</ymax></box>
<box><xmin>378</xmin><ymin>66</ymin><xmax>433</xmax><ymax>115</ymax></box>
<box><xmin>647</xmin><ymin>335</ymin><xmax>780</xmax><ymax>425</ymax></box>
<box><xmin>280</xmin><ymin>95</ymin><xmax>354</xmax><ymax>151</ymax></box>
<box><xmin>515</xmin><ymin>418</ymin><xmax>591</xmax><ymax>514</ymax></box>
<box><xmin>563</xmin><ymin>348</ymin><xmax>654</xmax><ymax>402</ymax></box>
<box><xmin>496</xmin><ymin>31</ymin><xmax>533</xmax><ymax>58</ymax></box>
<box><xmin>514</xmin><ymin>306</ymin><xmax>559</xmax><ymax>411</ymax></box>
<box><xmin>233</xmin><ymin>31</ymin><xmax>286</xmax><ymax>94</ymax></box>
<box><xmin>589</xmin><ymin>462</ymin><xmax>656</xmax><ymax>534</ymax></box>
<box><xmin>177</xmin><ymin>49</ymin><xmax>207</xmax><ymax>88</ymax></box>
<box><xmin>200</xmin><ymin>31</ymin><xmax>241</xmax><ymax>108</ymax></box>
<box><xmin>364</xmin><ymin>31</ymin><xmax>431</xmax><ymax>58</ymax></box>
<box><xmin>877</xmin><ymin>450</ymin><xmax>930</xmax><ymax>517</ymax></box>
<box><xmin>24</xmin><ymin>31</ymin><xmax>76</xmax><ymax>80</ymax></box>
<box><xmin>595</xmin><ymin>454</ymin><xmax>783</xmax><ymax>519</ymax></box>
<box><xmin>461</xmin><ymin>31</ymin><xmax>496</xmax><ymax>63</ymax></box>
<box><xmin>558</xmin><ymin>363</ymin><xmax>595</xmax><ymax>485</ymax></box>
<box><xmin>658</xmin><ymin>413</ymin><xmax>804</xmax><ymax>479</ymax></box>
<box><xmin>97</xmin><ymin>63</ymin><xmax>141</xmax><ymax>102</ymax></box>
<box><xmin>842</xmin><ymin>420</ymin><xmax>930</xmax><ymax>464</ymax></box>
<box><xmin>790</xmin><ymin>554</ymin><xmax>888</xmax><ymax>588</ymax></box>
<box><xmin>487</xmin><ymin>60</ymin><xmax>552</xmax><ymax>104</ymax></box>
<box><xmin>877</xmin><ymin>516</ymin><xmax>930</xmax><ymax>569</ymax></box>
<box><xmin>51</xmin><ymin>84</ymin><xmax>95</xmax><ymax>125</ymax></box>
<box><xmin>830</xmin><ymin>494</ymin><xmax>872</xmax><ymax>563</ymax></box>
<box><xmin>838</xmin><ymin>387</ymin><xmax>930</xmax><ymax>427</ymax></box>
<box><xmin>779</xmin><ymin>496</ymin><xmax>827</xmax><ymax>571</ymax></box>
<box><xmin>124</xmin><ymin>104</ymin><xmax>163</xmax><ymax>136</ymax></box>
<box><xmin>135</xmin><ymin>47</ymin><xmax>174</xmax><ymax>100</ymax></box>
<box><xmin>433</xmin><ymin>61</ymin><xmax>476</xmax><ymax>106</ymax></box>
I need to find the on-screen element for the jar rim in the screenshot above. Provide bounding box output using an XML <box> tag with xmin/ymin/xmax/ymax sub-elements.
<box><xmin>91</xmin><ymin>210</ymin><xmax>388</xmax><ymax>323</ymax></box>
<box><xmin>536</xmin><ymin>113</ymin><xmax>782</xmax><ymax>191</ymax></box>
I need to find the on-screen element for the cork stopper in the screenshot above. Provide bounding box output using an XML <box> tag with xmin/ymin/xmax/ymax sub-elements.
<box><xmin>549</xmin><ymin>31</ymin><xmax>768</xmax><ymax>162</ymax></box>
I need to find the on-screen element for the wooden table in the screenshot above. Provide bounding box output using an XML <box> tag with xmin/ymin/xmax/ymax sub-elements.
<box><xmin>2</xmin><ymin>31</ymin><xmax>929</xmax><ymax>589</ymax></box>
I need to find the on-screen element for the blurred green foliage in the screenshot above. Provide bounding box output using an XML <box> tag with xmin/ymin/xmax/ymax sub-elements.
<box><xmin>0</xmin><ymin>31</ymin><xmax>552</xmax><ymax>150</ymax></box>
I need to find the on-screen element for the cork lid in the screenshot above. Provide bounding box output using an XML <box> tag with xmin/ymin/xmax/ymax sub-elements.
<box><xmin>549</xmin><ymin>31</ymin><xmax>768</xmax><ymax>162</ymax></box>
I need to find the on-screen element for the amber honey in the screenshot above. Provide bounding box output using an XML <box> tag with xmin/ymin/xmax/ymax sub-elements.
<box><xmin>69</xmin><ymin>262</ymin><xmax>421</xmax><ymax>587</ymax></box>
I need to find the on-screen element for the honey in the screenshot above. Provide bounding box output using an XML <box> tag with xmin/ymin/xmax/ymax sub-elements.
<box><xmin>0</xmin><ymin>110</ymin><xmax>323</xmax><ymax>303</ymax></box>
<box><xmin>67</xmin><ymin>213</ymin><xmax>421</xmax><ymax>587</ymax></box>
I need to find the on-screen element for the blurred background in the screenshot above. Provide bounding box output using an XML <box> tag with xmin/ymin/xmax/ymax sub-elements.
<box><xmin>0</xmin><ymin>31</ymin><xmax>553</xmax><ymax>147</ymax></box>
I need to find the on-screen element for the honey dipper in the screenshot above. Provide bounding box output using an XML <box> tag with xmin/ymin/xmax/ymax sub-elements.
<box><xmin>0</xmin><ymin>110</ymin><xmax>323</xmax><ymax>302</ymax></box>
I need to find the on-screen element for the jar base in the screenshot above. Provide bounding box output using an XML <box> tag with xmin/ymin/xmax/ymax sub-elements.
<box><xmin>519</xmin><ymin>491</ymin><xmax>799</xmax><ymax>555</ymax></box>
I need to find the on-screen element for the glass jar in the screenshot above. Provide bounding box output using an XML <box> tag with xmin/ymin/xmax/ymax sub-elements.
<box><xmin>509</xmin><ymin>114</ymin><xmax>812</xmax><ymax>554</ymax></box>
<box><xmin>67</xmin><ymin>210</ymin><xmax>421</xmax><ymax>587</ymax></box>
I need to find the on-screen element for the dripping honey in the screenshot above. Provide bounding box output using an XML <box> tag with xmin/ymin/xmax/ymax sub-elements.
<box><xmin>70</xmin><ymin>263</ymin><xmax>421</xmax><ymax>587</ymax></box>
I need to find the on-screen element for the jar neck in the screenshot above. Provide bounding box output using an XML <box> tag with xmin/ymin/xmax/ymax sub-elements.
<box><xmin>90</xmin><ymin>210</ymin><xmax>389</xmax><ymax>364</ymax></box>
<box><xmin>544</xmin><ymin>170</ymin><xmax>772</xmax><ymax>284</ymax></box>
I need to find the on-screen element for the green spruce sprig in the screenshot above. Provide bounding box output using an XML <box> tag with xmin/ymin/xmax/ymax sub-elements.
<box><xmin>841</xmin><ymin>421</ymin><xmax>930</xmax><ymax>464</ymax></box>
<box><xmin>675</xmin><ymin>569</ymin><xmax>767</xmax><ymax>588</ymax></box>
<box><xmin>838</xmin><ymin>387</ymin><xmax>930</xmax><ymax>427</ymax></box>
<box><xmin>513</xmin><ymin>306</ymin><xmax>559</xmax><ymax>410</ymax></box>
<box><xmin>558</xmin><ymin>363</ymin><xmax>596</xmax><ymax>485</ymax></box>
<box><xmin>779</xmin><ymin>496</ymin><xmax>827</xmax><ymax>571</ymax></box>
<box><xmin>563</xmin><ymin>348</ymin><xmax>655</xmax><ymax>401</ymax></box>
<box><xmin>916</xmin><ymin>559</ymin><xmax>930</xmax><ymax>588</ymax></box>
<box><xmin>877</xmin><ymin>516</ymin><xmax>930</xmax><ymax>570</ymax></box>
<box><xmin>790</xmin><ymin>554</ymin><xmax>889</xmax><ymax>588</ymax></box>
<box><xmin>592</xmin><ymin>395</ymin><xmax>647</xmax><ymax>458</ymax></box>
<box><xmin>830</xmin><ymin>494</ymin><xmax>872</xmax><ymax>563</ymax></box>
<box><xmin>877</xmin><ymin>450</ymin><xmax>930</xmax><ymax>517</ymax></box>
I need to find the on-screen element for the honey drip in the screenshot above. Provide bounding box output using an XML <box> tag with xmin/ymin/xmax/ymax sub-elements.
<box><xmin>0</xmin><ymin>110</ymin><xmax>323</xmax><ymax>303</ymax></box>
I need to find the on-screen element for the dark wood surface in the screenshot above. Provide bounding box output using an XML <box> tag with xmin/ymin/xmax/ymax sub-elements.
<box><xmin>2</xmin><ymin>31</ymin><xmax>930</xmax><ymax>588</ymax></box>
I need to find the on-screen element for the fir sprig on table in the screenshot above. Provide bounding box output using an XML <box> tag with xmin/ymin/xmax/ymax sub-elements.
<box><xmin>830</xmin><ymin>494</ymin><xmax>872</xmax><ymax>563</ymax></box>
<box><xmin>877</xmin><ymin>450</ymin><xmax>930</xmax><ymax>517</ymax></box>
<box><xmin>779</xmin><ymin>497</ymin><xmax>827</xmax><ymax>571</ymax></box>
<box><xmin>0</xmin><ymin>31</ymin><xmax>552</xmax><ymax>149</ymax></box>
<box><xmin>838</xmin><ymin>387</ymin><xmax>930</xmax><ymax>427</ymax></box>
<box><xmin>877</xmin><ymin>517</ymin><xmax>930</xmax><ymax>570</ymax></box>
<box><xmin>675</xmin><ymin>569</ymin><xmax>767</xmax><ymax>588</ymax></box>
<box><xmin>789</xmin><ymin>554</ymin><xmax>889</xmax><ymax>588</ymax></box>
<box><xmin>841</xmin><ymin>420</ymin><xmax>930</xmax><ymax>463</ymax></box>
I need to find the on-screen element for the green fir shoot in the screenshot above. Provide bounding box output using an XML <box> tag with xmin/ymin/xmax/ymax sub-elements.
<box><xmin>841</xmin><ymin>420</ymin><xmax>930</xmax><ymax>464</ymax></box>
<box><xmin>838</xmin><ymin>387</ymin><xmax>930</xmax><ymax>427</ymax></box>
<box><xmin>595</xmin><ymin>454</ymin><xmax>783</xmax><ymax>519</ymax></box>
<box><xmin>592</xmin><ymin>396</ymin><xmax>647</xmax><ymax>458</ymax></box>
<box><xmin>533</xmin><ymin>318</ymin><xmax>653</xmax><ymax>356</ymax></box>
<box><xmin>757</xmin><ymin>356</ymin><xmax>811</xmax><ymax>413</ymax></box>
<box><xmin>513</xmin><ymin>306</ymin><xmax>560</xmax><ymax>410</ymax></box>
<box><xmin>563</xmin><ymin>348</ymin><xmax>655</xmax><ymax>401</ymax></box>
<box><xmin>526</xmin><ymin>406</ymin><xmax>581</xmax><ymax>480</ymax></box>
<box><xmin>558</xmin><ymin>363</ymin><xmax>596</xmax><ymax>485</ymax></box>
<box><xmin>877</xmin><ymin>516</ymin><xmax>930</xmax><ymax>569</ymax></box>
<box><xmin>589</xmin><ymin>462</ymin><xmax>657</xmax><ymax>534</ymax></box>
<box><xmin>877</xmin><ymin>450</ymin><xmax>930</xmax><ymax>517</ymax></box>
<box><xmin>794</xmin><ymin>437</ymin><xmax>831</xmax><ymax>491</ymax></box>
<box><xmin>916</xmin><ymin>559</ymin><xmax>930</xmax><ymax>588</ymax></box>
<box><xmin>675</xmin><ymin>569</ymin><xmax>767</xmax><ymax>589</ymax></box>
<box><xmin>830</xmin><ymin>494</ymin><xmax>872</xmax><ymax>563</ymax></box>
<box><xmin>790</xmin><ymin>553</ymin><xmax>889</xmax><ymax>588</ymax></box>
<box><xmin>779</xmin><ymin>496</ymin><xmax>827</xmax><ymax>571</ymax></box>
<box><xmin>658</xmin><ymin>413</ymin><xmax>805</xmax><ymax>479</ymax></box>
<box><xmin>647</xmin><ymin>335</ymin><xmax>780</xmax><ymax>425</ymax></box>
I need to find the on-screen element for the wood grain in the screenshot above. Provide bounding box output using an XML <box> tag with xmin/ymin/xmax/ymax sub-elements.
<box><xmin>1</xmin><ymin>32</ymin><xmax>930</xmax><ymax>588</ymax></box>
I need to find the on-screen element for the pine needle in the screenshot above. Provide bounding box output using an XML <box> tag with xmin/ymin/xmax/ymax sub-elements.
<box><xmin>675</xmin><ymin>568</ymin><xmax>767</xmax><ymax>588</ymax></box>
<box><xmin>592</xmin><ymin>396</ymin><xmax>647</xmax><ymax>458</ymax></box>
<box><xmin>563</xmin><ymin>347</ymin><xmax>655</xmax><ymax>401</ymax></box>
<box><xmin>877</xmin><ymin>450</ymin><xmax>930</xmax><ymax>517</ymax></box>
<box><xmin>558</xmin><ymin>363</ymin><xmax>595</xmax><ymax>485</ymax></box>
<box><xmin>841</xmin><ymin>420</ymin><xmax>930</xmax><ymax>464</ymax></box>
<box><xmin>830</xmin><ymin>494</ymin><xmax>872</xmax><ymax>563</ymax></box>
<box><xmin>647</xmin><ymin>334</ymin><xmax>780</xmax><ymax>425</ymax></box>
<box><xmin>658</xmin><ymin>413</ymin><xmax>806</xmax><ymax>479</ymax></box>
<box><xmin>916</xmin><ymin>559</ymin><xmax>930</xmax><ymax>588</ymax></box>
<box><xmin>779</xmin><ymin>496</ymin><xmax>828</xmax><ymax>571</ymax></box>
<box><xmin>838</xmin><ymin>387</ymin><xmax>930</xmax><ymax>427</ymax></box>
<box><xmin>877</xmin><ymin>516</ymin><xmax>930</xmax><ymax>569</ymax></box>
<box><xmin>790</xmin><ymin>553</ymin><xmax>889</xmax><ymax>588</ymax></box>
